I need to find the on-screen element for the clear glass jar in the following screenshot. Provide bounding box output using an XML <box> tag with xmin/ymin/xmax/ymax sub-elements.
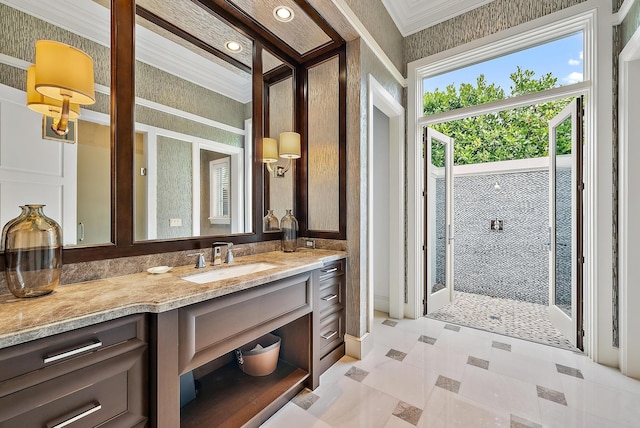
<box><xmin>1</xmin><ymin>205</ymin><xmax>27</xmax><ymax>251</ymax></box>
<box><xmin>4</xmin><ymin>204</ymin><xmax>62</xmax><ymax>298</ymax></box>
<box><xmin>263</xmin><ymin>210</ymin><xmax>280</xmax><ymax>232</ymax></box>
<box><xmin>280</xmin><ymin>209</ymin><xmax>298</xmax><ymax>252</ymax></box>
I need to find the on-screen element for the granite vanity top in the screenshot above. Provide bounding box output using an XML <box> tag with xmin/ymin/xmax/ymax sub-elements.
<box><xmin>0</xmin><ymin>249</ymin><xmax>346</xmax><ymax>349</ymax></box>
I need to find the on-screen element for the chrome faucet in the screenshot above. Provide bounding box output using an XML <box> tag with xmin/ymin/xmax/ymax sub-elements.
<box><xmin>187</xmin><ymin>252</ymin><xmax>206</xmax><ymax>269</ymax></box>
<box><xmin>212</xmin><ymin>242</ymin><xmax>234</xmax><ymax>265</ymax></box>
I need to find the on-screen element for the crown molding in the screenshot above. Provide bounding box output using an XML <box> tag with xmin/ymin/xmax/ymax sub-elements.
<box><xmin>382</xmin><ymin>0</ymin><xmax>494</xmax><ymax>37</ymax></box>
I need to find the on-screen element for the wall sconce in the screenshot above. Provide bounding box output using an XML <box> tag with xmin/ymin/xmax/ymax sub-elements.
<box><xmin>262</xmin><ymin>132</ymin><xmax>301</xmax><ymax>177</ymax></box>
<box><xmin>28</xmin><ymin>40</ymin><xmax>95</xmax><ymax>137</ymax></box>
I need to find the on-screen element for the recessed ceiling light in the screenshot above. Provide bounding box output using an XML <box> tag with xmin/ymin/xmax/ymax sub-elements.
<box><xmin>225</xmin><ymin>41</ymin><xmax>242</xmax><ymax>53</ymax></box>
<box><xmin>273</xmin><ymin>6</ymin><xmax>294</xmax><ymax>22</ymax></box>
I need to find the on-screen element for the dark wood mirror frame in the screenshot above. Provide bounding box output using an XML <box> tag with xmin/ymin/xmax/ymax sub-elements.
<box><xmin>60</xmin><ymin>0</ymin><xmax>346</xmax><ymax>264</ymax></box>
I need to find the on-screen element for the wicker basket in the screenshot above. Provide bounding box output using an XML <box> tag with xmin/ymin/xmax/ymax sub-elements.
<box><xmin>235</xmin><ymin>333</ymin><xmax>281</xmax><ymax>376</ymax></box>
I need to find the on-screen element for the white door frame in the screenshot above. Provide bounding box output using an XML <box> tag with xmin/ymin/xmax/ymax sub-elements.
<box><xmin>407</xmin><ymin>3</ymin><xmax>616</xmax><ymax>365</ymax></box>
<box><xmin>618</xmin><ymin>24</ymin><xmax>640</xmax><ymax>378</ymax></box>
<box><xmin>367</xmin><ymin>75</ymin><xmax>405</xmax><ymax>322</ymax></box>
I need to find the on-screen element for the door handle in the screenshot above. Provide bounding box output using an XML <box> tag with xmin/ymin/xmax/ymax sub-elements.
<box><xmin>447</xmin><ymin>224</ymin><xmax>454</xmax><ymax>243</ymax></box>
<box><xmin>321</xmin><ymin>331</ymin><xmax>337</xmax><ymax>340</ymax></box>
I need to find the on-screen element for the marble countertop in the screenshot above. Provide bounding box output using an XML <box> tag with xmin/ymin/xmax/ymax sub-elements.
<box><xmin>0</xmin><ymin>249</ymin><xmax>346</xmax><ymax>349</ymax></box>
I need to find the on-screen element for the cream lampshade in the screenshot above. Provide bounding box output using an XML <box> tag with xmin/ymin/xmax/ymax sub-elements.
<box><xmin>33</xmin><ymin>40</ymin><xmax>95</xmax><ymax>136</ymax></box>
<box><xmin>279</xmin><ymin>132</ymin><xmax>301</xmax><ymax>159</ymax></box>
<box><xmin>34</xmin><ymin>40</ymin><xmax>96</xmax><ymax>105</ymax></box>
<box><xmin>26</xmin><ymin>66</ymin><xmax>80</xmax><ymax>119</ymax></box>
<box><xmin>263</xmin><ymin>137</ymin><xmax>279</xmax><ymax>163</ymax></box>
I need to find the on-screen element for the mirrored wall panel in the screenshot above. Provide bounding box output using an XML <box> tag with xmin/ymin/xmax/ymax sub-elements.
<box><xmin>263</xmin><ymin>49</ymin><xmax>295</xmax><ymax>229</ymax></box>
<box><xmin>0</xmin><ymin>0</ymin><xmax>112</xmax><ymax>247</ymax></box>
<box><xmin>133</xmin><ymin>0</ymin><xmax>253</xmax><ymax>241</ymax></box>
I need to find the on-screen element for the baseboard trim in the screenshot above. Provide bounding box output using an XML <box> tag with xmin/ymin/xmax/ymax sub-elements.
<box><xmin>345</xmin><ymin>332</ymin><xmax>373</xmax><ymax>360</ymax></box>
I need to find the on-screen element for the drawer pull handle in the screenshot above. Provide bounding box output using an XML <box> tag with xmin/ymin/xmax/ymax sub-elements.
<box><xmin>322</xmin><ymin>294</ymin><xmax>338</xmax><ymax>301</ymax></box>
<box><xmin>321</xmin><ymin>267</ymin><xmax>338</xmax><ymax>273</ymax></box>
<box><xmin>321</xmin><ymin>331</ymin><xmax>337</xmax><ymax>340</ymax></box>
<box><xmin>47</xmin><ymin>402</ymin><xmax>102</xmax><ymax>428</ymax></box>
<box><xmin>43</xmin><ymin>341</ymin><xmax>103</xmax><ymax>364</ymax></box>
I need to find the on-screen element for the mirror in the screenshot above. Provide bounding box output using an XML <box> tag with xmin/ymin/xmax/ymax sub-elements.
<box><xmin>0</xmin><ymin>0</ymin><xmax>112</xmax><ymax>248</ymax></box>
<box><xmin>133</xmin><ymin>0</ymin><xmax>253</xmax><ymax>241</ymax></box>
<box><xmin>263</xmin><ymin>49</ymin><xmax>295</xmax><ymax>231</ymax></box>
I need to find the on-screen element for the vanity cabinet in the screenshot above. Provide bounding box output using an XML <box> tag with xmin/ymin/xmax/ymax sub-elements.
<box><xmin>312</xmin><ymin>259</ymin><xmax>346</xmax><ymax>387</ymax></box>
<box><xmin>0</xmin><ymin>314</ymin><xmax>148</xmax><ymax>427</ymax></box>
<box><xmin>152</xmin><ymin>271</ymin><xmax>315</xmax><ymax>428</ymax></box>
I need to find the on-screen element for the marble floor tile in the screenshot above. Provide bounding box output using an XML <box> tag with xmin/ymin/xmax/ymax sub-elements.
<box><xmin>393</xmin><ymin>401</ymin><xmax>423</xmax><ymax>426</ymax></box>
<box><xmin>383</xmin><ymin>319</ymin><xmax>399</xmax><ymax>327</ymax></box>
<box><xmin>387</xmin><ymin>349</ymin><xmax>408</xmax><ymax>362</ymax></box>
<box><xmin>555</xmin><ymin>363</ymin><xmax>584</xmax><ymax>379</ymax></box>
<box><xmin>435</xmin><ymin>375</ymin><xmax>461</xmax><ymax>393</ymax></box>
<box><xmin>467</xmin><ymin>355</ymin><xmax>489</xmax><ymax>370</ymax></box>
<box><xmin>492</xmin><ymin>340</ymin><xmax>511</xmax><ymax>352</ymax></box>
<box><xmin>307</xmin><ymin>376</ymin><xmax>398</xmax><ymax>428</ymax></box>
<box><xmin>536</xmin><ymin>385</ymin><xmax>567</xmax><ymax>405</ymax></box>
<box><xmin>261</xmin><ymin>312</ymin><xmax>640</xmax><ymax>428</ymax></box>
<box><xmin>444</xmin><ymin>324</ymin><xmax>460</xmax><ymax>332</ymax></box>
<box><xmin>361</xmin><ymin>356</ymin><xmax>433</xmax><ymax>408</ymax></box>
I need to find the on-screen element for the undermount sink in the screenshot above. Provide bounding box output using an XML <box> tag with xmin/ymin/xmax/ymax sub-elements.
<box><xmin>182</xmin><ymin>262</ymin><xmax>278</xmax><ymax>284</ymax></box>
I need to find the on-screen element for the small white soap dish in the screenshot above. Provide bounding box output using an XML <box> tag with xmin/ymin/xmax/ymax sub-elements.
<box><xmin>147</xmin><ymin>266</ymin><xmax>172</xmax><ymax>274</ymax></box>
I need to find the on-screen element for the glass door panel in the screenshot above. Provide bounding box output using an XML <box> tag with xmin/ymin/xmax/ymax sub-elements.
<box><xmin>548</xmin><ymin>97</ymin><xmax>583</xmax><ymax>349</ymax></box>
<box><xmin>425</xmin><ymin>127</ymin><xmax>454</xmax><ymax>314</ymax></box>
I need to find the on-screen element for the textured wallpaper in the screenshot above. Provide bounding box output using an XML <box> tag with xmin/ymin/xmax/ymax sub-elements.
<box><xmin>404</xmin><ymin>0</ymin><xmax>586</xmax><ymax>64</ymax></box>
<box><xmin>342</xmin><ymin>0</ymin><xmax>404</xmax><ymax>74</ymax></box>
<box><xmin>156</xmin><ymin>136</ymin><xmax>193</xmax><ymax>239</ymax></box>
<box><xmin>308</xmin><ymin>57</ymin><xmax>340</xmax><ymax>232</ymax></box>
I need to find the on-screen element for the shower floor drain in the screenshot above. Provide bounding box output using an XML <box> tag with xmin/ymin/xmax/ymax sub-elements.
<box><xmin>490</xmin><ymin>315</ymin><xmax>501</xmax><ymax>321</ymax></box>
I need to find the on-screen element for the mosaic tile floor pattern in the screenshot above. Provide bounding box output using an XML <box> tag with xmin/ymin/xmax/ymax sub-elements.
<box><xmin>426</xmin><ymin>291</ymin><xmax>578</xmax><ymax>351</ymax></box>
<box><xmin>262</xmin><ymin>312</ymin><xmax>640</xmax><ymax>427</ymax></box>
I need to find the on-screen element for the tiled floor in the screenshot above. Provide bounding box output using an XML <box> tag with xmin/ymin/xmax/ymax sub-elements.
<box><xmin>261</xmin><ymin>311</ymin><xmax>640</xmax><ymax>427</ymax></box>
<box><xmin>427</xmin><ymin>291</ymin><xmax>576</xmax><ymax>351</ymax></box>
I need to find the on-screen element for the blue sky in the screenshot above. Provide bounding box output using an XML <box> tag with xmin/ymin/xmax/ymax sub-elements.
<box><xmin>423</xmin><ymin>32</ymin><xmax>583</xmax><ymax>95</ymax></box>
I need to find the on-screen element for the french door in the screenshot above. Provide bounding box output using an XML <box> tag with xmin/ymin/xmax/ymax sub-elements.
<box><xmin>548</xmin><ymin>97</ymin><xmax>584</xmax><ymax>350</ymax></box>
<box><xmin>424</xmin><ymin>127</ymin><xmax>454</xmax><ymax>314</ymax></box>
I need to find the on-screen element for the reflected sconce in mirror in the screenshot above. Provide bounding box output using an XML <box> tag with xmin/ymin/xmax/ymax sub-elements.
<box><xmin>28</xmin><ymin>40</ymin><xmax>95</xmax><ymax>137</ymax></box>
<box><xmin>262</xmin><ymin>132</ymin><xmax>301</xmax><ymax>177</ymax></box>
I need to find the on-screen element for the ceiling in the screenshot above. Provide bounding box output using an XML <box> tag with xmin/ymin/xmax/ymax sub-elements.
<box><xmin>381</xmin><ymin>0</ymin><xmax>495</xmax><ymax>37</ymax></box>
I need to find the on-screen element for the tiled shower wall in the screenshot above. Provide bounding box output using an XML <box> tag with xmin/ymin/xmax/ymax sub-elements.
<box><xmin>435</xmin><ymin>169</ymin><xmax>571</xmax><ymax>306</ymax></box>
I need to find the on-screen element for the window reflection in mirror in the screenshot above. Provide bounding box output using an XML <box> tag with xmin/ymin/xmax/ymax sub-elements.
<box><xmin>263</xmin><ymin>49</ymin><xmax>295</xmax><ymax>231</ymax></box>
<box><xmin>133</xmin><ymin>0</ymin><xmax>253</xmax><ymax>241</ymax></box>
<box><xmin>0</xmin><ymin>0</ymin><xmax>112</xmax><ymax>248</ymax></box>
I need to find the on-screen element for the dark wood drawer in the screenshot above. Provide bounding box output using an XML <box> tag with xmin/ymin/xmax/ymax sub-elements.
<box><xmin>0</xmin><ymin>346</ymin><xmax>147</xmax><ymax>427</ymax></box>
<box><xmin>318</xmin><ymin>260</ymin><xmax>344</xmax><ymax>281</ymax></box>
<box><xmin>318</xmin><ymin>276</ymin><xmax>343</xmax><ymax>317</ymax></box>
<box><xmin>318</xmin><ymin>311</ymin><xmax>343</xmax><ymax>357</ymax></box>
<box><xmin>0</xmin><ymin>314</ymin><xmax>146</xmax><ymax>384</ymax></box>
<box><xmin>178</xmin><ymin>272</ymin><xmax>312</xmax><ymax>373</ymax></box>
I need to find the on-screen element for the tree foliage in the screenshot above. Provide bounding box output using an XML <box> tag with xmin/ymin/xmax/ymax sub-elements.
<box><xmin>424</xmin><ymin>67</ymin><xmax>573</xmax><ymax>167</ymax></box>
